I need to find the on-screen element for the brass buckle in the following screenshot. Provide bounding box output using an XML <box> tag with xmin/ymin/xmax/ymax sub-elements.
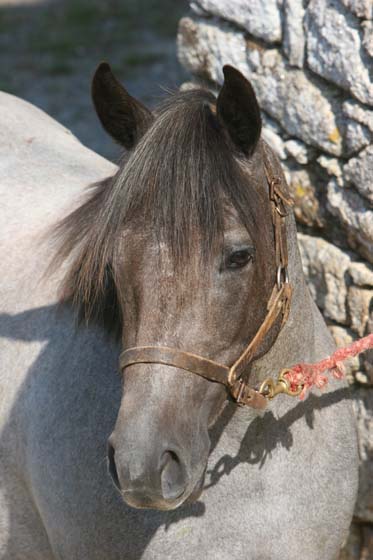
<box><xmin>230</xmin><ymin>379</ymin><xmax>268</xmax><ymax>409</ymax></box>
<box><xmin>231</xmin><ymin>379</ymin><xmax>248</xmax><ymax>406</ymax></box>
<box><xmin>259</xmin><ymin>369</ymin><xmax>303</xmax><ymax>399</ymax></box>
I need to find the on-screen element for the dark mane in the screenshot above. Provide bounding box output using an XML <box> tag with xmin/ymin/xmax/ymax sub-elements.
<box><xmin>50</xmin><ymin>88</ymin><xmax>273</xmax><ymax>336</ymax></box>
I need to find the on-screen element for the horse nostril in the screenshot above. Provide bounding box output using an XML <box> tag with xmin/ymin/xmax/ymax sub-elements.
<box><xmin>107</xmin><ymin>441</ymin><xmax>121</xmax><ymax>490</ymax></box>
<box><xmin>160</xmin><ymin>450</ymin><xmax>188</xmax><ymax>501</ymax></box>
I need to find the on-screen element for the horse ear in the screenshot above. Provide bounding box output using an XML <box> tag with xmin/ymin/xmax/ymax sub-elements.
<box><xmin>92</xmin><ymin>62</ymin><xmax>153</xmax><ymax>149</ymax></box>
<box><xmin>216</xmin><ymin>65</ymin><xmax>261</xmax><ymax>156</ymax></box>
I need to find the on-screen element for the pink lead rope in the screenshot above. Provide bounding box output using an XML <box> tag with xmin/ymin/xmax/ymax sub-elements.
<box><xmin>284</xmin><ymin>333</ymin><xmax>373</xmax><ymax>400</ymax></box>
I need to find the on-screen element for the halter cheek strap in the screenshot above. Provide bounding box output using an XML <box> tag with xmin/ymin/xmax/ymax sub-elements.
<box><xmin>120</xmin><ymin>149</ymin><xmax>295</xmax><ymax>410</ymax></box>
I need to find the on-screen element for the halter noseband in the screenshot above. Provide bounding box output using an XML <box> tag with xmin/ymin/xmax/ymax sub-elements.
<box><xmin>120</xmin><ymin>150</ymin><xmax>297</xmax><ymax>410</ymax></box>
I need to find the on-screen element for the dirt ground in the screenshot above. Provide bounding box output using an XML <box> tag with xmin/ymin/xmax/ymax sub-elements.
<box><xmin>0</xmin><ymin>0</ymin><xmax>189</xmax><ymax>160</ymax></box>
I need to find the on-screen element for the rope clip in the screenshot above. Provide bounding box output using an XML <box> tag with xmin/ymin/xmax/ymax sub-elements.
<box><xmin>259</xmin><ymin>369</ymin><xmax>303</xmax><ymax>400</ymax></box>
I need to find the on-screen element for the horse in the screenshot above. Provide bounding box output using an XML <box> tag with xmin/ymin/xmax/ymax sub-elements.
<box><xmin>0</xmin><ymin>63</ymin><xmax>358</xmax><ymax>560</ymax></box>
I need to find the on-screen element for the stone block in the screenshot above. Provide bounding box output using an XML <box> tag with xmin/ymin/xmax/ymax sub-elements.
<box><xmin>362</xmin><ymin>20</ymin><xmax>373</xmax><ymax>56</ymax></box>
<box><xmin>298</xmin><ymin>234</ymin><xmax>350</xmax><ymax>323</ymax></box>
<box><xmin>283</xmin><ymin>0</ymin><xmax>306</xmax><ymax>68</ymax></box>
<box><xmin>349</xmin><ymin>262</ymin><xmax>373</xmax><ymax>287</ymax></box>
<box><xmin>283</xmin><ymin>160</ymin><xmax>325</xmax><ymax>227</ymax></box>
<box><xmin>317</xmin><ymin>155</ymin><xmax>344</xmax><ymax>185</ymax></box>
<box><xmin>340</xmin><ymin>0</ymin><xmax>373</xmax><ymax>19</ymax></box>
<box><xmin>347</xmin><ymin>286</ymin><xmax>373</xmax><ymax>336</ymax></box>
<box><xmin>306</xmin><ymin>0</ymin><xmax>373</xmax><ymax>106</ymax></box>
<box><xmin>327</xmin><ymin>179</ymin><xmax>373</xmax><ymax>264</ymax></box>
<box><xmin>285</xmin><ymin>138</ymin><xmax>313</xmax><ymax>164</ymax></box>
<box><xmin>178</xmin><ymin>17</ymin><xmax>248</xmax><ymax>84</ymax></box>
<box><xmin>191</xmin><ymin>0</ymin><xmax>282</xmax><ymax>43</ymax></box>
<box><xmin>344</xmin><ymin>145</ymin><xmax>373</xmax><ymax>204</ymax></box>
<box><xmin>345</xmin><ymin>120</ymin><xmax>371</xmax><ymax>154</ymax></box>
<box><xmin>343</xmin><ymin>100</ymin><xmax>373</xmax><ymax>134</ymax></box>
<box><xmin>245</xmin><ymin>47</ymin><xmax>346</xmax><ymax>157</ymax></box>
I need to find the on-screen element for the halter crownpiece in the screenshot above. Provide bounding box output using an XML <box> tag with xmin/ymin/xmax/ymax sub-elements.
<box><xmin>120</xmin><ymin>147</ymin><xmax>296</xmax><ymax>410</ymax></box>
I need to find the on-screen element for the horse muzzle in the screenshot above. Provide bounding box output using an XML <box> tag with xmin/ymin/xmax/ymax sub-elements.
<box><xmin>107</xmin><ymin>436</ymin><xmax>206</xmax><ymax>510</ymax></box>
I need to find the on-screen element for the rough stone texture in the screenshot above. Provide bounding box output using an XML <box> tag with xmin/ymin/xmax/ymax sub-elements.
<box><xmin>341</xmin><ymin>0</ymin><xmax>373</xmax><ymax>19</ymax></box>
<box><xmin>344</xmin><ymin>146</ymin><xmax>373</xmax><ymax>203</ymax></box>
<box><xmin>285</xmin><ymin>138</ymin><xmax>311</xmax><ymax>164</ymax></box>
<box><xmin>178</xmin><ymin>17</ymin><xmax>248</xmax><ymax>83</ymax></box>
<box><xmin>283</xmin><ymin>160</ymin><xmax>326</xmax><ymax>226</ymax></box>
<box><xmin>345</xmin><ymin>120</ymin><xmax>371</xmax><ymax>153</ymax></box>
<box><xmin>245</xmin><ymin>47</ymin><xmax>346</xmax><ymax>156</ymax></box>
<box><xmin>191</xmin><ymin>0</ymin><xmax>282</xmax><ymax>43</ymax></box>
<box><xmin>362</xmin><ymin>19</ymin><xmax>373</xmax><ymax>56</ymax></box>
<box><xmin>178</xmin><ymin>2</ymin><xmax>373</xmax><ymax>549</ymax></box>
<box><xmin>298</xmin><ymin>234</ymin><xmax>351</xmax><ymax>323</ymax></box>
<box><xmin>348</xmin><ymin>287</ymin><xmax>373</xmax><ymax>336</ymax></box>
<box><xmin>306</xmin><ymin>1</ymin><xmax>373</xmax><ymax>106</ymax></box>
<box><xmin>349</xmin><ymin>262</ymin><xmax>373</xmax><ymax>287</ymax></box>
<box><xmin>343</xmin><ymin>100</ymin><xmax>373</xmax><ymax>134</ymax></box>
<box><xmin>317</xmin><ymin>155</ymin><xmax>344</xmax><ymax>185</ymax></box>
<box><xmin>283</xmin><ymin>0</ymin><xmax>306</xmax><ymax>67</ymax></box>
<box><xmin>327</xmin><ymin>179</ymin><xmax>373</xmax><ymax>264</ymax></box>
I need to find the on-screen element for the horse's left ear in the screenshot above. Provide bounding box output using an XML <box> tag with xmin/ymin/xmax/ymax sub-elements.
<box><xmin>216</xmin><ymin>65</ymin><xmax>262</xmax><ymax>156</ymax></box>
<box><xmin>91</xmin><ymin>62</ymin><xmax>154</xmax><ymax>149</ymax></box>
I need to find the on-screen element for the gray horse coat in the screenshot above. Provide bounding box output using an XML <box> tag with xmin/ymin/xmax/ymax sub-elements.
<box><xmin>0</xmin><ymin>91</ymin><xmax>358</xmax><ymax>560</ymax></box>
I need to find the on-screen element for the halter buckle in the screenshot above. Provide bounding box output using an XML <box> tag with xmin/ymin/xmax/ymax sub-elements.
<box><xmin>230</xmin><ymin>379</ymin><xmax>268</xmax><ymax>409</ymax></box>
<box><xmin>232</xmin><ymin>379</ymin><xmax>248</xmax><ymax>406</ymax></box>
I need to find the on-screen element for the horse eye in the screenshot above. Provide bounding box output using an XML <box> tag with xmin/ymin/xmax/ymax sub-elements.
<box><xmin>227</xmin><ymin>248</ymin><xmax>254</xmax><ymax>269</ymax></box>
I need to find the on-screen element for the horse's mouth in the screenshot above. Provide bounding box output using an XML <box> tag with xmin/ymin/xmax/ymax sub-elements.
<box><xmin>122</xmin><ymin>490</ymin><xmax>185</xmax><ymax>511</ymax></box>
<box><xmin>121</xmin><ymin>469</ymin><xmax>207</xmax><ymax>511</ymax></box>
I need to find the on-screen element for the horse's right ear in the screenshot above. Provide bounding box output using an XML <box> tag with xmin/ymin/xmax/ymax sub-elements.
<box><xmin>92</xmin><ymin>62</ymin><xmax>153</xmax><ymax>149</ymax></box>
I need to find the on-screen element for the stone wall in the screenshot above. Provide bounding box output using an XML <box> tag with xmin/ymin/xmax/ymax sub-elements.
<box><xmin>177</xmin><ymin>1</ymin><xmax>373</xmax><ymax>557</ymax></box>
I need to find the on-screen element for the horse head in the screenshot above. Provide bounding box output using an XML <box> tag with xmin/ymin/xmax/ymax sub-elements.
<box><xmin>53</xmin><ymin>63</ymin><xmax>289</xmax><ymax>510</ymax></box>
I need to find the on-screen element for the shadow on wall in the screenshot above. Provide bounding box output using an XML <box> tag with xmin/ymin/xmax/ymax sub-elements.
<box><xmin>0</xmin><ymin>0</ymin><xmax>188</xmax><ymax>160</ymax></box>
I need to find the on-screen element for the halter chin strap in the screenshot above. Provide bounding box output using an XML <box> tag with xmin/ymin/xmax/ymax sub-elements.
<box><xmin>120</xmin><ymin>148</ymin><xmax>294</xmax><ymax>410</ymax></box>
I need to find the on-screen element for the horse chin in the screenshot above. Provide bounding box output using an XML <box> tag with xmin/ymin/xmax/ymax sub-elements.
<box><xmin>121</xmin><ymin>470</ymin><xmax>206</xmax><ymax>511</ymax></box>
<box><xmin>121</xmin><ymin>491</ymin><xmax>186</xmax><ymax>511</ymax></box>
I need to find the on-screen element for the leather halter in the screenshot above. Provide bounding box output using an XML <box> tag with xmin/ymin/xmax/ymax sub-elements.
<box><xmin>120</xmin><ymin>149</ymin><xmax>294</xmax><ymax>410</ymax></box>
